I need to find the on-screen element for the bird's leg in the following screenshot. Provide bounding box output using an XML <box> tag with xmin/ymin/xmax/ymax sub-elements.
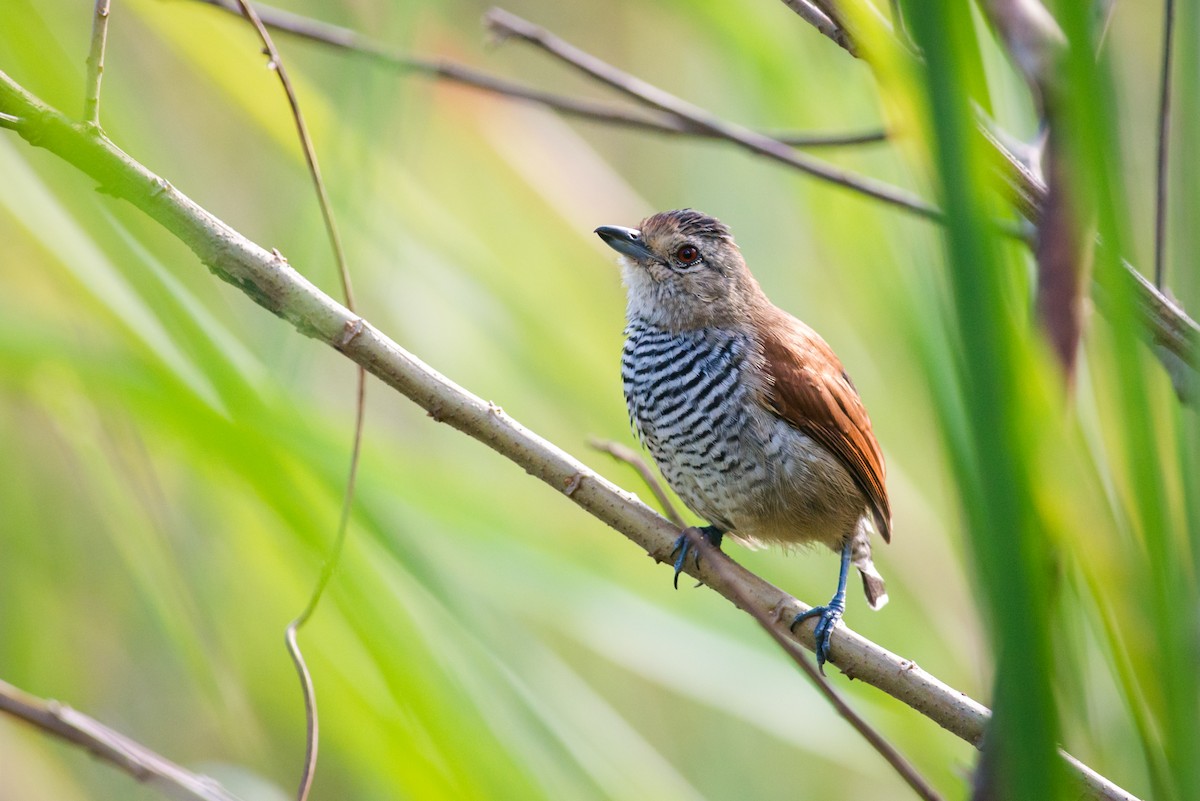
<box><xmin>670</xmin><ymin>525</ymin><xmax>724</xmax><ymax>589</ymax></box>
<box><xmin>791</xmin><ymin>540</ymin><xmax>852</xmax><ymax>675</ymax></box>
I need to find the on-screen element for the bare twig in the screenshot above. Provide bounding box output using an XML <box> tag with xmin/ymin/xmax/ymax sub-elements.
<box><xmin>779</xmin><ymin>0</ymin><xmax>1199</xmax><ymax>389</ymax></box>
<box><xmin>982</xmin><ymin>0</ymin><xmax>1067</xmax><ymax>105</ymax></box>
<box><xmin>83</xmin><ymin>0</ymin><xmax>112</xmax><ymax>127</ymax></box>
<box><xmin>483</xmin><ymin>8</ymin><xmax>940</xmax><ymax>221</ymax></box>
<box><xmin>601</xmin><ymin>433</ymin><xmax>944</xmax><ymax>799</ymax></box>
<box><xmin>776</xmin><ymin>0</ymin><xmax>900</xmax><ymax>59</ymax></box>
<box><xmin>0</xmin><ymin>678</ymin><xmax>242</xmax><ymax>801</ymax></box>
<box><xmin>1154</xmin><ymin>0</ymin><xmax>1176</xmax><ymax>288</ymax></box>
<box><xmin>778</xmin><ymin>0</ymin><xmax>856</xmax><ymax>56</ymax></box>
<box><xmin>229</xmin><ymin>0</ymin><xmax>354</xmax><ymax>310</ymax></box>
<box><xmin>0</xmin><ymin>70</ymin><xmax>1141</xmax><ymax>801</ymax></box>
<box><xmin>778</xmin><ymin>129</ymin><xmax>887</xmax><ymax>147</ymax></box>
<box><xmin>588</xmin><ymin>438</ymin><xmax>685</xmax><ymax>527</ymax></box>
<box><xmin>192</xmin><ymin>0</ymin><xmax>886</xmax><ymax>149</ymax></box>
<box><xmin>686</xmin><ymin>530</ymin><xmax>944</xmax><ymax>801</ymax></box>
<box><xmin>228</xmin><ymin>4</ymin><xmax>366</xmax><ymax>799</ymax></box>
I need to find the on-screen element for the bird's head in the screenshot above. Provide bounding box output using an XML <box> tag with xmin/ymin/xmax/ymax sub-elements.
<box><xmin>595</xmin><ymin>209</ymin><xmax>763</xmax><ymax>331</ymax></box>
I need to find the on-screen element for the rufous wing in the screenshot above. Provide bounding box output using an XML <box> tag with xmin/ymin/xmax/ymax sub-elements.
<box><xmin>756</xmin><ymin>308</ymin><xmax>892</xmax><ymax>543</ymax></box>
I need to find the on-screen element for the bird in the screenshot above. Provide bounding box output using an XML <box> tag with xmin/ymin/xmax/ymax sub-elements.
<box><xmin>595</xmin><ymin>209</ymin><xmax>891</xmax><ymax>673</ymax></box>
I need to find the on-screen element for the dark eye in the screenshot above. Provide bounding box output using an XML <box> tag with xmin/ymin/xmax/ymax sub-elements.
<box><xmin>675</xmin><ymin>244</ymin><xmax>700</xmax><ymax>265</ymax></box>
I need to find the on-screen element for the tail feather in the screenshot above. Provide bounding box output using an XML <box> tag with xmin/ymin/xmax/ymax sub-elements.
<box><xmin>857</xmin><ymin>561</ymin><xmax>888</xmax><ymax>610</ymax></box>
<box><xmin>850</xmin><ymin>521</ymin><xmax>887</xmax><ymax>609</ymax></box>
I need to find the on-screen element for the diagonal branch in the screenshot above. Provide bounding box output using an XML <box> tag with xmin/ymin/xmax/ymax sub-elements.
<box><xmin>0</xmin><ymin>678</ymin><xmax>242</xmax><ymax>801</ymax></box>
<box><xmin>0</xmin><ymin>69</ymin><xmax>1137</xmax><ymax>801</ymax></box>
<box><xmin>193</xmin><ymin>0</ymin><xmax>885</xmax><ymax>149</ymax></box>
<box><xmin>687</xmin><ymin>529</ymin><xmax>944</xmax><ymax>801</ymax></box>
<box><xmin>776</xmin><ymin>0</ymin><xmax>1199</xmax><ymax>391</ymax></box>
<box><xmin>197</xmin><ymin>0</ymin><xmax>1196</xmax><ymax>386</ymax></box>
<box><xmin>483</xmin><ymin>8</ymin><xmax>940</xmax><ymax>221</ymax></box>
<box><xmin>778</xmin><ymin>0</ymin><xmax>856</xmax><ymax>56</ymax></box>
<box><xmin>589</xmin><ymin>438</ymin><xmax>686</xmax><ymax>528</ymax></box>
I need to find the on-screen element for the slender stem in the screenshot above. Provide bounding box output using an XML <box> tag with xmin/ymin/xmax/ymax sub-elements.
<box><xmin>779</xmin><ymin>129</ymin><xmax>887</xmax><ymax>147</ymax></box>
<box><xmin>483</xmin><ymin>8</ymin><xmax>940</xmax><ymax>221</ymax></box>
<box><xmin>1154</xmin><ymin>0</ymin><xmax>1176</xmax><ymax>288</ymax></box>
<box><xmin>778</xmin><ymin>0</ymin><xmax>856</xmax><ymax>56</ymax></box>
<box><xmin>83</xmin><ymin>0</ymin><xmax>112</xmax><ymax>127</ymax></box>
<box><xmin>589</xmin><ymin>438</ymin><xmax>686</xmax><ymax>527</ymax></box>
<box><xmin>0</xmin><ymin>678</ymin><xmax>242</xmax><ymax>801</ymax></box>
<box><xmin>780</xmin><ymin>0</ymin><xmax>1198</xmax><ymax>390</ymax></box>
<box><xmin>230</xmin><ymin>0</ymin><xmax>354</xmax><ymax>310</ymax></box>
<box><xmin>228</xmin><ymin>4</ymin><xmax>366</xmax><ymax>800</ymax></box>
<box><xmin>282</xmin><ymin>622</ymin><xmax>317</xmax><ymax>801</ymax></box>
<box><xmin>687</xmin><ymin>531</ymin><xmax>945</xmax><ymax>801</ymax></box>
<box><xmin>271</xmin><ymin>0</ymin><xmax>1181</xmax><ymax>384</ymax></box>
<box><xmin>191</xmin><ymin>0</ymin><xmax>885</xmax><ymax>149</ymax></box>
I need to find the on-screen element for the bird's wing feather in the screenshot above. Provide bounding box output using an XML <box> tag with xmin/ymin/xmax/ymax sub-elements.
<box><xmin>756</xmin><ymin>311</ymin><xmax>892</xmax><ymax>542</ymax></box>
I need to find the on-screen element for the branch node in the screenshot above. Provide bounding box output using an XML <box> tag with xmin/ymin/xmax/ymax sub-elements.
<box><xmin>562</xmin><ymin>472</ymin><xmax>585</xmax><ymax>496</ymax></box>
<box><xmin>150</xmin><ymin>177</ymin><xmax>172</xmax><ymax>197</ymax></box>
<box><xmin>482</xmin><ymin>8</ymin><xmax>517</xmax><ymax>45</ymax></box>
<box><xmin>338</xmin><ymin>317</ymin><xmax>365</xmax><ymax>348</ymax></box>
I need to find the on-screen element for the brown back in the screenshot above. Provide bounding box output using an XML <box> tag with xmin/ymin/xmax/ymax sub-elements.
<box><xmin>756</xmin><ymin>308</ymin><xmax>892</xmax><ymax>542</ymax></box>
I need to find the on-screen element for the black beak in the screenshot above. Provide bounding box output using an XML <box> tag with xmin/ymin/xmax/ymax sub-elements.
<box><xmin>595</xmin><ymin>225</ymin><xmax>654</xmax><ymax>261</ymax></box>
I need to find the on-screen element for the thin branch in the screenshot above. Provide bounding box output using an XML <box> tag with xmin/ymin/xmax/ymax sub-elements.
<box><xmin>778</xmin><ymin>0</ymin><xmax>856</xmax><ymax>56</ymax></box>
<box><xmin>0</xmin><ymin>678</ymin><xmax>243</xmax><ymax>801</ymax></box>
<box><xmin>230</xmin><ymin>0</ymin><xmax>354</xmax><ymax>310</ymax></box>
<box><xmin>981</xmin><ymin>0</ymin><xmax>1067</xmax><ymax>104</ymax></box>
<box><xmin>601</xmin><ymin>443</ymin><xmax>943</xmax><ymax>800</ymax></box>
<box><xmin>192</xmin><ymin>0</ymin><xmax>886</xmax><ymax>149</ymax></box>
<box><xmin>775</xmin><ymin>0</ymin><xmax>900</xmax><ymax>59</ymax></box>
<box><xmin>984</xmin><ymin>109</ymin><xmax>1200</xmax><ymax>395</ymax></box>
<box><xmin>83</xmin><ymin>0</ymin><xmax>112</xmax><ymax>127</ymax></box>
<box><xmin>779</xmin><ymin>129</ymin><xmax>887</xmax><ymax>147</ymax></box>
<box><xmin>1154</xmin><ymin>0</ymin><xmax>1175</xmax><ymax>288</ymax></box>
<box><xmin>0</xmin><ymin>72</ymin><xmax>1139</xmax><ymax>801</ymax></box>
<box><xmin>227</xmin><ymin>4</ymin><xmax>366</xmax><ymax>800</ymax></box>
<box><xmin>777</xmin><ymin>0</ymin><xmax>1200</xmax><ymax>391</ymax></box>
<box><xmin>602</xmin><ymin>441</ymin><xmax>944</xmax><ymax>800</ymax></box>
<box><xmin>686</xmin><ymin>530</ymin><xmax>944</xmax><ymax>801</ymax></box>
<box><xmin>588</xmin><ymin>438</ymin><xmax>685</xmax><ymax>528</ymax></box>
<box><xmin>281</xmin><ymin>622</ymin><xmax>317</xmax><ymax>801</ymax></box>
<box><xmin>483</xmin><ymin>8</ymin><xmax>940</xmax><ymax>221</ymax></box>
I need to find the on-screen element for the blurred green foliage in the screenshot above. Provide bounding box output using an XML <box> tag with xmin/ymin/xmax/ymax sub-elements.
<box><xmin>0</xmin><ymin>1</ymin><xmax>1196</xmax><ymax>800</ymax></box>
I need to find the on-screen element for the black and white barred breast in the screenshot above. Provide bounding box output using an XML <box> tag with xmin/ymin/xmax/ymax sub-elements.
<box><xmin>621</xmin><ymin>319</ymin><xmax>776</xmax><ymax>533</ymax></box>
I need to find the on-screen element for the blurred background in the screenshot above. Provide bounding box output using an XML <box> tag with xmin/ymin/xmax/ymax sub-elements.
<box><xmin>0</xmin><ymin>1</ymin><xmax>1195</xmax><ymax>799</ymax></box>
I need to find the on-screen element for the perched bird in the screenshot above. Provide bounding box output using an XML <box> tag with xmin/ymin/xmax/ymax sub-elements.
<box><xmin>595</xmin><ymin>209</ymin><xmax>891</xmax><ymax>672</ymax></box>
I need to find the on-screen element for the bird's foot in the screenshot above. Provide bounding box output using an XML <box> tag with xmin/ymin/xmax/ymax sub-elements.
<box><xmin>669</xmin><ymin>525</ymin><xmax>723</xmax><ymax>589</ymax></box>
<box><xmin>791</xmin><ymin>598</ymin><xmax>845</xmax><ymax>675</ymax></box>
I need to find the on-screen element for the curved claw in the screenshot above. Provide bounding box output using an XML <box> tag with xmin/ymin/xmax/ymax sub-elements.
<box><xmin>791</xmin><ymin>602</ymin><xmax>845</xmax><ymax>675</ymax></box>
<box><xmin>670</xmin><ymin>535</ymin><xmax>691</xmax><ymax>589</ymax></box>
<box><xmin>669</xmin><ymin>526</ymin><xmax>724</xmax><ymax>589</ymax></box>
